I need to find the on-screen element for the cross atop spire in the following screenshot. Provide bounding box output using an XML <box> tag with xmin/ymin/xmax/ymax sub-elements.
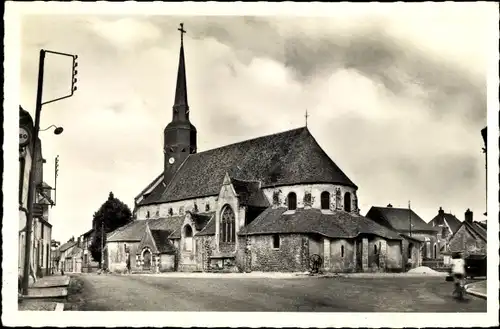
<box><xmin>305</xmin><ymin>109</ymin><xmax>310</xmax><ymax>127</ymax></box>
<box><xmin>173</xmin><ymin>22</ymin><xmax>188</xmax><ymax>113</ymax></box>
<box><xmin>178</xmin><ymin>23</ymin><xmax>186</xmax><ymax>44</ymax></box>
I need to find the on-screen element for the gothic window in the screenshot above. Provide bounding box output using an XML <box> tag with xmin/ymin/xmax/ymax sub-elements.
<box><xmin>287</xmin><ymin>192</ymin><xmax>297</xmax><ymax>211</ymax></box>
<box><xmin>272</xmin><ymin>234</ymin><xmax>280</xmax><ymax>249</ymax></box>
<box><xmin>341</xmin><ymin>245</ymin><xmax>344</xmax><ymax>258</ymax></box>
<box><xmin>220</xmin><ymin>206</ymin><xmax>236</xmax><ymax>243</ymax></box>
<box><xmin>321</xmin><ymin>191</ymin><xmax>330</xmax><ymax>210</ymax></box>
<box><xmin>184</xmin><ymin>225</ymin><xmax>193</xmax><ymax>251</ymax></box>
<box><xmin>344</xmin><ymin>192</ymin><xmax>351</xmax><ymax>212</ymax></box>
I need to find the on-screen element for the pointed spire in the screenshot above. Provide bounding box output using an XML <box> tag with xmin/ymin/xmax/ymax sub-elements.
<box><xmin>174</xmin><ymin>23</ymin><xmax>188</xmax><ymax>111</ymax></box>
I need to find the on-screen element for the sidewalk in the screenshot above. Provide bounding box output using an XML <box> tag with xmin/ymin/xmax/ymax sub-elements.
<box><xmin>117</xmin><ymin>270</ymin><xmax>448</xmax><ymax>279</ymax></box>
<box><xmin>465</xmin><ymin>280</ymin><xmax>487</xmax><ymax>299</ymax></box>
<box><xmin>18</xmin><ymin>275</ymin><xmax>70</xmax><ymax>311</ymax></box>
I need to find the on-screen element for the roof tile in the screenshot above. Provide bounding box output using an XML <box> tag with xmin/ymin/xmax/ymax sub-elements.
<box><xmin>140</xmin><ymin>127</ymin><xmax>356</xmax><ymax>205</ymax></box>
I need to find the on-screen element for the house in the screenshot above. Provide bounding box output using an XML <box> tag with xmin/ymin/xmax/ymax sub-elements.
<box><xmin>19</xmin><ymin>106</ymin><xmax>54</xmax><ymax>278</ymax></box>
<box><xmin>80</xmin><ymin>229</ymin><xmax>98</xmax><ymax>272</ymax></box>
<box><xmin>447</xmin><ymin>209</ymin><xmax>487</xmax><ymax>258</ymax></box>
<box><xmin>365</xmin><ymin>204</ymin><xmax>440</xmax><ymax>268</ymax></box>
<box><xmin>105</xmin><ymin>26</ymin><xmax>408</xmax><ymax>274</ymax></box>
<box><xmin>58</xmin><ymin>238</ymin><xmax>77</xmax><ymax>273</ymax></box>
<box><xmin>50</xmin><ymin>240</ymin><xmax>61</xmax><ymax>274</ymax></box>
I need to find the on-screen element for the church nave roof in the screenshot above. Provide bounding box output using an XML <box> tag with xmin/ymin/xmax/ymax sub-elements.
<box><xmin>139</xmin><ymin>127</ymin><xmax>357</xmax><ymax>206</ymax></box>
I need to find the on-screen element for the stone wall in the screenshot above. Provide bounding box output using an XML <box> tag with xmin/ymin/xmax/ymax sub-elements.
<box><xmin>136</xmin><ymin>195</ymin><xmax>218</xmax><ymax>220</ymax></box>
<box><xmin>386</xmin><ymin>240</ymin><xmax>403</xmax><ymax>271</ymax></box>
<box><xmin>107</xmin><ymin>241</ymin><xmax>140</xmax><ymax>272</ymax></box>
<box><xmin>448</xmin><ymin>224</ymin><xmax>487</xmax><ymax>256</ymax></box>
<box><xmin>328</xmin><ymin>239</ymin><xmax>356</xmax><ymax>272</ymax></box>
<box><xmin>245</xmin><ymin>234</ymin><xmax>307</xmax><ymax>272</ymax></box>
<box><xmin>262</xmin><ymin>183</ymin><xmax>358</xmax><ymax>213</ymax></box>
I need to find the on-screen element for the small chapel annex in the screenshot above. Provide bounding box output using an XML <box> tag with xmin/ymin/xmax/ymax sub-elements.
<box><xmin>105</xmin><ymin>24</ymin><xmax>409</xmax><ymax>274</ymax></box>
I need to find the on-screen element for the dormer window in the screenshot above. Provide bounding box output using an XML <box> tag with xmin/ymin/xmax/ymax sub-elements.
<box><xmin>287</xmin><ymin>192</ymin><xmax>297</xmax><ymax>211</ymax></box>
<box><xmin>321</xmin><ymin>191</ymin><xmax>330</xmax><ymax>210</ymax></box>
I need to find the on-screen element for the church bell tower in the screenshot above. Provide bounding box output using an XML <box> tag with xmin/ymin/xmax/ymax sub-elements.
<box><xmin>163</xmin><ymin>23</ymin><xmax>197</xmax><ymax>185</ymax></box>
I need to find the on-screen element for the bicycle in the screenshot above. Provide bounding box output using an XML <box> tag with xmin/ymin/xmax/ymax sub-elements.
<box><xmin>452</xmin><ymin>276</ymin><xmax>466</xmax><ymax>300</ymax></box>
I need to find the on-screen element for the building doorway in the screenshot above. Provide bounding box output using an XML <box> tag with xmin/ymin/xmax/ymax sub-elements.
<box><xmin>143</xmin><ymin>249</ymin><xmax>151</xmax><ymax>270</ymax></box>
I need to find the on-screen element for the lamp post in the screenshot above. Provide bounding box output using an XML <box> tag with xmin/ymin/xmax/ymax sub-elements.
<box><xmin>21</xmin><ymin>49</ymin><xmax>78</xmax><ymax>295</ymax></box>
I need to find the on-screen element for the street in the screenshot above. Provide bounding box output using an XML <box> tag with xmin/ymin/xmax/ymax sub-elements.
<box><xmin>70</xmin><ymin>274</ymin><xmax>486</xmax><ymax>312</ymax></box>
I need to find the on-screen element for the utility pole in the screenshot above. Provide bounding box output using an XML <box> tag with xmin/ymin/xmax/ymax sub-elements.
<box><xmin>408</xmin><ymin>200</ymin><xmax>412</xmax><ymax>237</ymax></box>
<box><xmin>21</xmin><ymin>49</ymin><xmax>78</xmax><ymax>295</ymax></box>
<box><xmin>22</xmin><ymin>50</ymin><xmax>45</xmax><ymax>295</ymax></box>
<box><xmin>101</xmin><ymin>222</ymin><xmax>104</xmax><ymax>269</ymax></box>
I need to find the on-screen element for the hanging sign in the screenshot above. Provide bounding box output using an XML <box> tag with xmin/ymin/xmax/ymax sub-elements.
<box><xmin>19</xmin><ymin>126</ymin><xmax>31</xmax><ymax>147</ymax></box>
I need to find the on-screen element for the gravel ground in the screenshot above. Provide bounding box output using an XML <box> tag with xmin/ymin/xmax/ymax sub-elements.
<box><xmin>76</xmin><ymin>273</ymin><xmax>487</xmax><ymax>312</ymax></box>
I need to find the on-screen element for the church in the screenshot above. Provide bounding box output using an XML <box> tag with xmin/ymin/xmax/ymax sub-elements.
<box><xmin>104</xmin><ymin>24</ymin><xmax>408</xmax><ymax>274</ymax></box>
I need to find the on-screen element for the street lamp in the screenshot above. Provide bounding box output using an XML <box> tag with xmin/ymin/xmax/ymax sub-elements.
<box><xmin>21</xmin><ymin>49</ymin><xmax>78</xmax><ymax>296</ymax></box>
<box><xmin>40</xmin><ymin>125</ymin><xmax>64</xmax><ymax>135</ymax></box>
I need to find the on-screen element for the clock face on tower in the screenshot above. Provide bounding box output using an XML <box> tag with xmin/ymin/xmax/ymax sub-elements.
<box><xmin>169</xmin><ymin>157</ymin><xmax>175</xmax><ymax>164</ymax></box>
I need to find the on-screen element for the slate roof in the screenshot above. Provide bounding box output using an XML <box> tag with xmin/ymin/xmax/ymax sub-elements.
<box><xmin>190</xmin><ymin>212</ymin><xmax>215</xmax><ymax>231</ymax></box>
<box><xmin>107</xmin><ymin>216</ymin><xmax>185</xmax><ymax>242</ymax></box>
<box><xmin>150</xmin><ymin>230</ymin><xmax>177</xmax><ymax>254</ymax></box>
<box><xmin>139</xmin><ymin>127</ymin><xmax>357</xmax><ymax>205</ymax></box>
<box><xmin>59</xmin><ymin>241</ymin><xmax>76</xmax><ymax>252</ymax></box>
<box><xmin>82</xmin><ymin>228</ymin><xmax>94</xmax><ymax>238</ymax></box>
<box><xmin>231</xmin><ymin>178</ymin><xmax>270</xmax><ymax>208</ymax></box>
<box><xmin>429</xmin><ymin>211</ymin><xmax>462</xmax><ymax>234</ymax></box>
<box><xmin>463</xmin><ymin>221</ymin><xmax>487</xmax><ymax>241</ymax></box>
<box><xmin>196</xmin><ymin>215</ymin><xmax>216</xmax><ymax>236</ymax></box>
<box><xmin>365</xmin><ymin>206</ymin><xmax>437</xmax><ymax>233</ymax></box>
<box><xmin>239</xmin><ymin>208</ymin><xmax>402</xmax><ymax>240</ymax></box>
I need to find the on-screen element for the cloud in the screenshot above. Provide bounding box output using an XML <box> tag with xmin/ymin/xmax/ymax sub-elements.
<box><xmin>18</xmin><ymin>8</ymin><xmax>492</xmax><ymax>242</ymax></box>
<box><xmin>87</xmin><ymin>17</ymin><xmax>163</xmax><ymax>51</ymax></box>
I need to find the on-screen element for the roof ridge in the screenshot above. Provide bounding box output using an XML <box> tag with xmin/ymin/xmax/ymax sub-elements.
<box><xmin>194</xmin><ymin>126</ymin><xmax>307</xmax><ymax>156</ymax></box>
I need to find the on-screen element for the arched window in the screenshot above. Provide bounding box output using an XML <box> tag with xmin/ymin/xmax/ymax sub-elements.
<box><xmin>321</xmin><ymin>191</ymin><xmax>330</xmax><ymax>210</ymax></box>
<box><xmin>344</xmin><ymin>192</ymin><xmax>351</xmax><ymax>212</ymax></box>
<box><xmin>341</xmin><ymin>245</ymin><xmax>344</xmax><ymax>258</ymax></box>
<box><xmin>408</xmin><ymin>243</ymin><xmax>414</xmax><ymax>259</ymax></box>
<box><xmin>184</xmin><ymin>225</ymin><xmax>193</xmax><ymax>251</ymax></box>
<box><xmin>287</xmin><ymin>192</ymin><xmax>297</xmax><ymax>210</ymax></box>
<box><xmin>374</xmin><ymin>244</ymin><xmax>378</xmax><ymax>255</ymax></box>
<box><xmin>146</xmin><ymin>211</ymin><xmax>150</xmax><ymax>219</ymax></box>
<box><xmin>220</xmin><ymin>206</ymin><xmax>236</xmax><ymax>243</ymax></box>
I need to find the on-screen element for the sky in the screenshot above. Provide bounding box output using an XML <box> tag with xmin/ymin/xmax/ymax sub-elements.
<box><xmin>17</xmin><ymin>3</ymin><xmax>495</xmax><ymax>243</ymax></box>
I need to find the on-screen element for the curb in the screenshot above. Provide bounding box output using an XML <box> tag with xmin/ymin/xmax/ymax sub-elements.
<box><xmin>464</xmin><ymin>284</ymin><xmax>487</xmax><ymax>299</ymax></box>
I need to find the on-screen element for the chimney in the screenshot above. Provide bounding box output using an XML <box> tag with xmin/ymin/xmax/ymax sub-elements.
<box><xmin>387</xmin><ymin>203</ymin><xmax>393</xmax><ymax>208</ymax></box>
<box><xmin>438</xmin><ymin>207</ymin><xmax>444</xmax><ymax>215</ymax></box>
<box><xmin>465</xmin><ymin>209</ymin><xmax>473</xmax><ymax>223</ymax></box>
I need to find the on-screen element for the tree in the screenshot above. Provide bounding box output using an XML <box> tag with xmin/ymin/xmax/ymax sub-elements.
<box><xmin>89</xmin><ymin>192</ymin><xmax>132</xmax><ymax>268</ymax></box>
